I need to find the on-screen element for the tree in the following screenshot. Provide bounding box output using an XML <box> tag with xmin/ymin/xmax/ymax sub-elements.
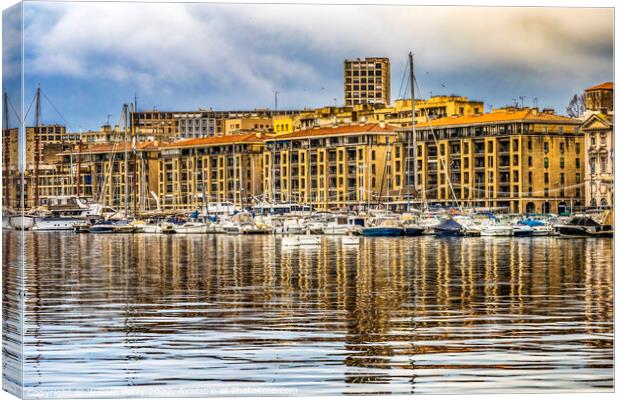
<box><xmin>566</xmin><ymin>93</ymin><xmax>586</xmax><ymax>118</ymax></box>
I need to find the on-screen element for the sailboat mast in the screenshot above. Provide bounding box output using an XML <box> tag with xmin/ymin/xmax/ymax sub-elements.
<box><xmin>76</xmin><ymin>139</ymin><xmax>82</xmax><ymax>197</ymax></box>
<box><xmin>408</xmin><ymin>52</ymin><xmax>418</xmax><ymax>212</ymax></box>
<box><xmin>123</xmin><ymin>104</ymin><xmax>129</xmax><ymax>217</ymax></box>
<box><xmin>4</xmin><ymin>92</ymin><xmax>10</xmax><ymax>209</ymax></box>
<box><xmin>131</xmin><ymin>103</ymin><xmax>138</xmax><ymax>219</ymax></box>
<box><xmin>34</xmin><ymin>86</ymin><xmax>41</xmax><ymax>208</ymax></box>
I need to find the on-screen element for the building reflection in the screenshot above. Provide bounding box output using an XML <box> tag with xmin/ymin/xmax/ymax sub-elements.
<box><xmin>18</xmin><ymin>233</ymin><xmax>614</xmax><ymax>391</ymax></box>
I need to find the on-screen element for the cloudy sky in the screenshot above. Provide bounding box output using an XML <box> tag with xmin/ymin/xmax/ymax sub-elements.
<box><xmin>15</xmin><ymin>2</ymin><xmax>614</xmax><ymax>131</ymax></box>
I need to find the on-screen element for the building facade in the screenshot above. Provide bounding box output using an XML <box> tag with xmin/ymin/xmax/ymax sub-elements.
<box><xmin>585</xmin><ymin>82</ymin><xmax>613</xmax><ymax>113</ymax></box>
<box><xmin>263</xmin><ymin>123</ymin><xmax>398</xmax><ymax>210</ymax></box>
<box><xmin>403</xmin><ymin>108</ymin><xmax>584</xmax><ymax>214</ymax></box>
<box><xmin>176</xmin><ymin>113</ymin><xmax>217</xmax><ymax>139</ymax></box>
<box><xmin>582</xmin><ymin>112</ymin><xmax>613</xmax><ymax>208</ymax></box>
<box><xmin>344</xmin><ymin>57</ymin><xmax>391</xmax><ymax>106</ymax></box>
<box><xmin>157</xmin><ymin>133</ymin><xmax>265</xmax><ymax>211</ymax></box>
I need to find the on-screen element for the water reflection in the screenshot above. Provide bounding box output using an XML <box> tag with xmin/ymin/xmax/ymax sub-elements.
<box><xmin>12</xmin><ymin>233</ymin><xmax>614</xmax><ymax>396</ymax></box>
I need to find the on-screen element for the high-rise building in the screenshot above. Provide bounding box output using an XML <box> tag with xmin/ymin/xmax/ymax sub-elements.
<box><xmin>344</xmin><ymin>57</ymin><xmax>390</xmax><ymax>106</ymax></box>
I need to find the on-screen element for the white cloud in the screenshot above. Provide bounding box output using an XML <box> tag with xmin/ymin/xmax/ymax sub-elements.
<box><xmin>22</xmin><ymin>3</ymin><xmax>613</xmax><ymax>112</ymax></box>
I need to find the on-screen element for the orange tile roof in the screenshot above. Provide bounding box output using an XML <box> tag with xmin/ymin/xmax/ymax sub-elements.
<box><xmin>266</xmin><ymin>123</ymin><xmax>397</xmax><ymax>140</ymax></box>
<box><xmin>585</xmin><ymin>82</ymin><xmax>613</xmax><ymax>91</ymax></box>
<box><xmin>415</xmin><ymin>109</ymin><xmax>580</xmax><ymax>129</ymax></box>
<box><xmin>161</xmin><ymin>133</ymin><xmax>263</xmax><ymax>148</ymax></box>
<box><xmin>68</xmin><ymin>141</ymin><xmax>159</xmax><ymax>155</ymax></box>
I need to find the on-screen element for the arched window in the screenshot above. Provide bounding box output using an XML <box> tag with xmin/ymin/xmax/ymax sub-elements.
<box><xmin>526</xmin><ymin>202</ymin><xmax>536</xmax><ymax>214</ymax></box>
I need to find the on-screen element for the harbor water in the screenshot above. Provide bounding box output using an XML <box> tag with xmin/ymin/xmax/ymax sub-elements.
<box><xmin>4</xmin><ymin>232</ymin><xmax>614</xmax><ymax>397</ymax></box>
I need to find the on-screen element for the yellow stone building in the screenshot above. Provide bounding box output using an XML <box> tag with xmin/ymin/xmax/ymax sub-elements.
<box><xmin>399</xmin><ymin>108</ymin><xmax>584</xmax><ymax>214</ymax></box>
<box><xmin>223</xmin><ymin>117</ymin><xmax>273</xmax><ymax>135</ymax></box>
<box><xmin>369</xmin><ymin>96</ymin><xmax>484</xmax><ymax>126</ymax></box>
<box><xmin>262</xmin><ymin>123</ymin><xmax>399</xmax><ymax>210</ymax></box>
<box><xmin>157</xmin><ymin>133</ymin><xmax>265</xmax><ymax>211</ymax></box>
<box><xmin>272</xmin><ymin>116</ymin><xmax>295</xmax><ymax>134</ymax></box>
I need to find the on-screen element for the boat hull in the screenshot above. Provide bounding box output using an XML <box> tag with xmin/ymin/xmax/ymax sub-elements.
<box><xmin>361</xmin><ymin>227</ymin><xmax>404</xmax><ymax>237</ymax></box>
<box><xmin>556</xmin><ymin>225</ymin><xmax>613</xmax><ymax>238</ymax></box>
<box><xmin>403</xmin><ymin>227</ymin><xmax>425</xmax><ymax>236</ymax></box>
<box><xmin>9</xmin><ymin>215</ymin><xmax>35</xmax><ymax>230</ymax></box>
<box><xmin>32</xmin><ymin>217</ymin><xmax>86</xmax><ymax>231</ymax></box>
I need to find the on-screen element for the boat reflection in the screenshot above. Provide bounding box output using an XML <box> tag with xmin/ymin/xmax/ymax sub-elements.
<box><xmin>8</xmin><ymin>232</ymin><xmax>614</xmax><ymax>396</ymax></box>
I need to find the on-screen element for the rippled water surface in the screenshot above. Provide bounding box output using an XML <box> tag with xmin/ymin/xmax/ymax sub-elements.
<box><xmin>5</xmin><ymin>232</ymin><xmax>614</xmax><ymax>397</ymax></box>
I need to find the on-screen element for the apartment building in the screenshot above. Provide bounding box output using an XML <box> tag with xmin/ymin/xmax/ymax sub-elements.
<box><xmin>262</xmin><ymin>123</ymin><xmax>399</xmax><ymax>210</ymax></box>
<box><xmin>56</xmin><ymin>142</ymin><xmax>159</xmax><ymax>212</ymax></box>
<box><xmin>223</xmin><ymin>117</ymin><xmax>273</xmax><ymax>135</ymax></box>
<box><xmin>157</xmin><ymin>133</ymin><xmax>265</xmax><ymax>211</ymax></box>
<box><xmin>133</xmin><ymin>109</ymin><xmax>304</xmax><ymax>140</ymax></box>
<box><xmin>400</xmin><ymin>108</ymin><xmax>584</xmax><ymax>214</ymax></box>
<box><xmin>344</xmin><ymin>57</ymin><xmax>391</xmax><ymax>106</ymax></box>
<box><xmin>366</xmin><ymin>96</ymin><xmax>484</xmax><ymax>126</ymax></box>
<box><xmin>176</xmin><ymin>113</ymin><xmax>217</xmax><ymax>139</ymax></box>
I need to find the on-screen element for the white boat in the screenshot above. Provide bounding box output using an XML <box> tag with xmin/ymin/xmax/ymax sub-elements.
<box><xmin>480</xmin><ymin>223</ymin><xmax>513</xmax><ymax>237</ymax></box>
<box><xmin>9</xmin><ymin>215</ymin><xmax>35</xmax><ymax>230</ymax></box>
<box><xmin>203</xmin><ymin>202</ymin><xmax>242</xmax><ymax>217</ymax></box>
<box><xmin>129</xmin><ymin>220</ymin><xmax>161</xmax><ymax>233</ymax></box>
<box><xmin>173</xmin><ymin>222</ymin><xmax>209</xmax><ymax>234</ymax></box>
<box><xmin>322</xmin><ymin>215</ymin><xmax>351</xmax><ymax>235</ymax></box>
<box><xmin>32</xmin><ymin>217</ymin><xmax>87</xmax><ymax>231</ymax></box>
<box><xmin>531</xmin><ymin>225</ymin><xmax>556</xmax><ymax>236</ymax></box>
<box><xmin>31</xmin><ymin>196</ymin><xmax>106</xmax><ymax>231</ymax></box>
<box><xmin>221</xmin><ymin>220</ymin><xmax>242</xmax><ymax>234</ymax></box>
<box><xmin>2</xmin><ymin>215</ymin><xmax>11</xmax><ymax>230</ymax></box>
<box><xmin>273</xmin><ymin>217</ymin><xmax>306</xmax><ymax>234</ymax></box>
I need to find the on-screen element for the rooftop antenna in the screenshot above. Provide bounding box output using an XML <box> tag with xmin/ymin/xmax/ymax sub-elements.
<box><xmin>519</xmin><ymin>96</ymin><xmax>526</xmax><ymax>108</ymax></box>
<box><xmin>533</xmin><ymin>97</ymin><xmax>539</xmax><ymax>108</ymax></box>
<box><xmin>106</xmin><ymin>114</ymin><xmax>111</xmax><ymax>126</ymax></box>
<box><xmin>274</xmin><ymin>90</ymin><xmax>279</xmax><ymax>111</ymax></box>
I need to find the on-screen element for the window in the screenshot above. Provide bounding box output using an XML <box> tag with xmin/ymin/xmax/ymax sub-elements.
<box><xmin>544</xmin><ymin>173</ymin><xmax>549</xmax><ymax>184</ymax></box>
<box><xmin>576</xmin><ymin>158</ymin><xmax>580</xmax><ymax>168</ymax></box>
<box><xmin>560</xmin><ymin>142</ymin><xmax>565</xmax><ymax>153</ymax></box>
<box><xmin>528</xmin><ymin>140</ymin><xmax>532</xmax><ymax>150</ymax></box>
<box><xmin>528</xmin><ymin>171</ymin><xmax>533</xmax><ymax>184</ymax></box>
<box><xmin>591</xmin><ymin>137</ymin><xmax>596</xmax><ymax>146</ymax></box>
<box><xmin>528</xmin><ymin>156</ymin><xmax>532</xmax><ymax>167</ymax></box>
<box><xmin>560</xmin><ymin>158</ymin><xmax>565</xmax><ymax>169</ymax></box>
<box><xmin>560</xmin><ymin>173</ymin><xmax>565</xmax><ymax>185</ymax></box>
<box><xmin>576</xmin><ymin>173</ymin><xmax>581</xmax><ymax>183</ymax></box>
<box><xmin>543</xmin><ymin>142</ymin><xmax>549</xmax><ymax>153</ymax></box>
<box><xmin>590</xmin><ymin>158</ymin><xmax>596</xmax><ymax>175</ymax></box>
<box><xmin>576</xmin><ymin>143</ymin><xmax>581</xmax><ymax>154</ymax></box>
<box><xmin>601</xmin><ymin>156</ymin><xmax>607</xmax><ymax>173</ymax></box>
<box><xmin>544</xmin><ymin>157</ymin><xmax>549</xmax><ymax>168</ymax></box>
